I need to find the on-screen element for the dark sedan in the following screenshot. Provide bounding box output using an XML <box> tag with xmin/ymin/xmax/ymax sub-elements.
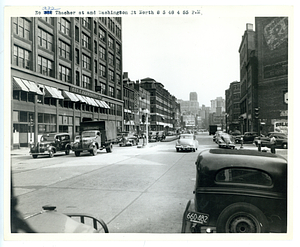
<box><xmin>182</xmin><ymin>149</ymin><xmax>287</xmax><ymax>233</ymax></box>
<box><xmin>253</xmin><ymin>132</ymin><xmax>288</xmax><ymax>149</ymax></box>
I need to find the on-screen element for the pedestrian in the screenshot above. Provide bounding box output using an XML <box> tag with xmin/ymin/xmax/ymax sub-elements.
<box><xmin>257</xmin><ymin>137</ymin><xmax>262</xmax><ymax>152</ymax></box>
<box><xmin>270</xmin><ymin>135</ymin><xmax>276</xmax><ymax>153</ymax></box>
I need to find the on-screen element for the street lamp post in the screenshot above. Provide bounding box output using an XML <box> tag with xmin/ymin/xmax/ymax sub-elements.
<box><xmin>138</xmin><ymin>108</ymin><xmax>149</xmax><ymax>148</ymax></box>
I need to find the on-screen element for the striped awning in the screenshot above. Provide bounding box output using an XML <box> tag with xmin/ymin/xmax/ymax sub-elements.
<box><xmin>75</xmin><ymin>94</ymin><xmax>88</xmax><ymax>103</ymax></box>
<box><xmin>44</xmin><ymin>86</ymin><xmax>64</xmax><ymax>99</ymax></box>
<box><xmin>102</xmin><ymin>101</ymin><xmax>110</xmax><ymax>109</ymax></box>
<box><xmin>63</xmin><ymin>91</ymin><xmax>80</xmax><ymax>102</ymax></box>
<box><xmin>82</xmin><ymin>96</ymin><xmax>95</xmax><ymax>106</ymax></box>
<box><xmin>21</xmin><ymin>79</ymin><xmax>43</xmax><ymax>95</ymax></box>
<box><xmin>94</xmin><ymin>99</ymin><xmax>106</xmax><ymax>108</ymax></box>
<box><xmin>88</xmin><ymin>97</ymin><xmax>99</xmax><ymax>107</ymax></box>
<box><xmin>13</xmin><ymin>77</ymin><xmax>29</xmax><ymax>92</ymax></box>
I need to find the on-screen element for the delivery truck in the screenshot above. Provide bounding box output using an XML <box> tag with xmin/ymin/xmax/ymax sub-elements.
<box><xmin>71</xmin><ymin>120</ymin><xmax>117</xmax><ymax>156</ymax></box>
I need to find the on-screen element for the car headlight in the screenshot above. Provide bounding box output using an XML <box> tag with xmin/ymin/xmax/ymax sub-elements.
<box><xmin>46</xmin><ymin>144</ymin><xmax>50</xmax><ymax>148</ymax></box>
<box><xmin>30</xmin><ymin>144</ymin><xmax>35</xmax><ymax>149</ymax></box>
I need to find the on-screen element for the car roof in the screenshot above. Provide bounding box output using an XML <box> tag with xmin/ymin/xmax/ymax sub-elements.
<box><xmin>196</xmin><ymin>149</ymin><xmax>286</xmax><ymax>174</ymax></box>
<box><xmin>195</xmin><ymin>149</ymin><xmax>287</xmax><ymax>192</ymax></box>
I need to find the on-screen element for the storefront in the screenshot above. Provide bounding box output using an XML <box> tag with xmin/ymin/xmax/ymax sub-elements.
<box><xmin>11</xmin><ymin>76</ymin><xmax>122</xmax><ymax>149</ymax></box>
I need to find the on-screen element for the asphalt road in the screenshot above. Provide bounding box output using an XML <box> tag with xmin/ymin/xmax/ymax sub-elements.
<box><xmin>10</xmin><ymin>133</ymin><xmax>288</xmax><ymax>235</ymax></box>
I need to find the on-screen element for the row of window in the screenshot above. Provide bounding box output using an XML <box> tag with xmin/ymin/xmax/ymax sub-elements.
<box><xmin>13</xmin><ymin>45</ymin><xmax>121</xmax><ymax>87</ymax></box>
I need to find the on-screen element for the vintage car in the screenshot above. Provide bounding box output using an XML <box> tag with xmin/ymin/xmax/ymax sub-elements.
<box><xmin>253</xmin><ymin>132</ymin><xmax>288</xmax><ymax>149</ymax></box>
<box><xmin>213</xmin><ymin>131</ymin><xmax>223</xmax><ymax>143</ymax></box>
<box><xmin>22</xmin><ymin>205</ymin><xmax>109</xmax><ymax>233</ymax></box>
<box><xmin>235</xmin><ymin>132</ymin><xmax>258</xmax><ymax>143</ymax></box>
<box><xmin>29</xmin><ymin>133</ymin><xmax>71</xmax><ymax>158</ymax></box>
<box><xmin>175</xmin><ymin>134</ymin><xmax>198</xmax><ymax>152</ymax></box>
<box><xmin>182</xmin><ymin>149</ymin><xmax>287</xmax><ymax>233</ymax></box>
<box><xmin>118</xmin><ymin>131</ymin><xmax>139</xmax><ymax>146</ymax></box>
<box><xmin>216</xmin><ymin>133</ymin><xmax>235</xmax><ymax>149</ymax></box>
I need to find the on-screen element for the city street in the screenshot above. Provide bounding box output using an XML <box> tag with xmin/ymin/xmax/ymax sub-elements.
<box><xmin>10</xmin><ymin>133</ymin><xmax>288</xmax><ymax>233</ymax></box>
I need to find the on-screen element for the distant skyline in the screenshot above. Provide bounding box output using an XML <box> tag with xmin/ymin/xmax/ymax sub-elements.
<box><xmin>121</xmin><ymin>6</ymin><xmax>292</xmax><ymax>106</ymax></box>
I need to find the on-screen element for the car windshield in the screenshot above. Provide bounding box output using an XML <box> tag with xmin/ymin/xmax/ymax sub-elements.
<box><xmin>180</xmin><ymin>135</ymin><xmax>193</xmax><ymax>139</ymax></box>
<box><xmin>40</xmin><ymin>134</ymin><xmax>56</xmax><ymax>142</ymax></box>
<box><xmin>82</xmin><ymin>131</ymin><xmax>96</xmax><ymax>138</ymax></box>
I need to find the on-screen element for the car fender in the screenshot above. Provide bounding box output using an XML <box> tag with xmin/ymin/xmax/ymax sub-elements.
<box><xmin>47</xmin><ymin>145</ymin><xmax>56</xmax><ymax>153</ymax></box>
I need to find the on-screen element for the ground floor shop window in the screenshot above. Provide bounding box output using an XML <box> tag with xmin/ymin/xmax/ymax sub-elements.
<box><xmin>13</xmin><ymin>123</ymin><xmax>34</xmax><ymax>147</ymax></box>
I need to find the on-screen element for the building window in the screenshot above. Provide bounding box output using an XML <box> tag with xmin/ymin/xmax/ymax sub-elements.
<box><xmin>109</xmin><ymin>69</ymin><xmax>114</xmax><ymax>81</ymax></box>
<box><xmin>99</xmin><ymin>46</ymin><xmax>106</xmax><ymax>60</ymax></box>
<box><xmin>109</xmin><ymin>86</ymin><xmax>114</xmax><ymax>97</ymax></box>
<box><xmin>100</xmin><ymin>64</ymin><xmax>106</xmax><ymax>77</ymax></box>
<box><xmin>82</xmin><ymin>75</ymin><xmax>91</xmax><ymax>89</ymax></box>
<box><xmin>116</xmin><ymin>73</ymin><xmax>121</xmax><ymax>85</ymax></box>
<box><xmin>58</xmin><ymin>18</ymin><xmax>70</xmax><ymax>36</ymax></box>
<box><xmin>58</xmin><ymin>40</ymin><xmax>71</xmax><ymax>60</ymax></box>
<box><xmin>94</xmin><ymin>40</ymin><xmax>97</xmax><ymax>54</ymax></box>
<box><xmin>94</xmin><ymin>60</ymin><xmax>97</xmax><ymax>73</ymax></box>
<box><xmin>13</xmin><ymin>45</ymin><xmax>31</xmax><ymax>69</ymax></box>
<box><xmin>12</xmin><ymin>17</ymin><xmax>31</xmax><ymax>40</ymax></box>
<box><xmin>39</xmin><ymin>17</ymin><xmax>54</xmax><ymax>25</ymax></box>
<box><xmin>81</xmin><ymin>17</ymin><xmax>91</xmax><ymax>29</ymax></box>
<box><xmin>76</xmin><ymin>71</ymin><xmax>80</xmax><ymax>86</ymax></box>
<box><xmin>82</xmin><ymin>32</ymin><xmax>91</xmax><ymax>50</ymax></box>
<box><xmin>38</xmin><ymin>28</ymin><xmax>53</xmax><ymax>51</ymax></box>
<box><xmin>116</xmin><ymin>58</ymin><xmax>121</xmax><ymax>70</ymax></box>
<box><xmin>94</xmin><ymin>21</ymin><xmax>97</xmax><ymax>34</ymax></box>
<box><xmin>99</xmin><ymin>27</ymin><xmax>106</xmax><ymax>42</ymax></box>
<box><xmin>75</xmin><ymin>26</ymin><xmax>79</xmax><ymax>42</ymax></box>
<box><xmin>108</xmin><ymin>53</ymin><xmax>114</xmax><ymax>66</ymax></box>
<box><xmin>75</xmin><ymin>48</ymin><xmax>79</xmax><ymax>64</ymax></box>
<box><xmin>82</xmin><ymin>54</ymin><xmax>91</xmax><ymax>70</ymax></box>
<box><xmin>116</xmin><ymin>89</ymin><xmax>121</xmax><ymax>99</ymax></box>
<box><xmin>59</xmin><ymin>64</ymin><xmax>71</xmax><ymax>83</ymax></box>
<box><xmin>37</xmin><ymin>56</ymin><xmax>54</xmax><ymax>77</ymax></box>
<box><xmin>100</xmin><ymin>82</ymin><xmax>106</xmax><ymax>94</ymax></box>
<box><xmin>108</xmin><ymin>36</ymin><xmax>114</xmax><ymax>49</ymax></box>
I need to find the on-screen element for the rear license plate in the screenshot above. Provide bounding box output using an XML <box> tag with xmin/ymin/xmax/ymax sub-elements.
<box><xmin>186</xmin><ymin>211</ymin><xmax>209</xmax><ymax>225</ymax></box>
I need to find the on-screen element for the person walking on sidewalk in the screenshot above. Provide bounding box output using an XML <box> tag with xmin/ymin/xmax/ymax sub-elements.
<box><xmin>270</xmin><ymin>135</ymin><xmax>277</xmax><ymax>154</ymax></box>
<box><xmin>257</xmin><ymin>137</ymin><xmax>262</xmax><ymax>152</ymax></box>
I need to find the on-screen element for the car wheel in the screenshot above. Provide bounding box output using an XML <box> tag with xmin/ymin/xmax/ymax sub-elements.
<box><xmin>32</xmin><ymin>155</ymin><xmax>38</xmax><ymax>159</ymax></box>
<box><xmin>75</xmin><ymin>151</ymin><xmax>80</xmax><ymax>157</ymax></box>
<box><xmin>65</xmin><ymin>149</ymin><xmax>70</xmax><ymax>155</ymax></box>
<box><xmin>92</xmin><ymin>146</ymin><xmax>97</xmax><ymax>156</ymax></box>
<box><xmin>193</xmin><ymin>148</ymin><xmax>196</xmax><ymax>152</ymax></box>
<box><xmin>176</xmin><ymin>148</ymin><xmax>179</xmax><ymax>152</ymax></box>
<box><xmin>216</xmin><ymin>202</ymin><xmax>269</xmax><ymax>233</ymax></box>
<box><xmin>49</xmin><ymin>150</ymin><xmax>54</xmax><ymax>158</ymax></box>
<box><xmin>282</xmin><ymin>143</ymin><xmax>288</xmax><ymax>149</ymax></box>
<box><xmin>106</xmin><ymin>144</ymin><xmax>112</xmax><ymax>153</ymax></box>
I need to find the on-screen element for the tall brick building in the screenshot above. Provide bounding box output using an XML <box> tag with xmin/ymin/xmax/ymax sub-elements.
<box><xmin>11</xmin><ymin>17</ymin><xmax>123</xmax><ymax>148</ymax></box>
<box><xmin>255</xmin><ymin>17</ymin><xmax>288</xmax><ymax>134</ymax></box>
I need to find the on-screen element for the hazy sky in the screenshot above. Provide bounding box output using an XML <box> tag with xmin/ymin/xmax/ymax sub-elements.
<box><xmin>121</xmin><ymin>6</ymin><xmax>291</xmax><ymax>106</ymax></box>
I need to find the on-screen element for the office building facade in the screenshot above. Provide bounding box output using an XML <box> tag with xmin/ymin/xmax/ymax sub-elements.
<box><xmin>11</xmin><ymin>17</ymin><xmax>123</xmax><ymax>148</ymax></box>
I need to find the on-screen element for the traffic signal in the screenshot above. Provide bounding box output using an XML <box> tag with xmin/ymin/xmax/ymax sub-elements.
<box><xmin>142</xmin><ymin>114</ymin><xmax>146</xmax><ymax>123</ymax></box>
<box><xmin>254</xmin><ymin>107</ymin><xmax>260</xmax><ymax>119</ymax></box>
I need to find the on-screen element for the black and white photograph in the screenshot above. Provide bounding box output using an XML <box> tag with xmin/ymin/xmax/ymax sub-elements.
<box><xmin>1</xmin><ymin>1</ymin><xmax>297</xmax><ymax>246</ymax></box>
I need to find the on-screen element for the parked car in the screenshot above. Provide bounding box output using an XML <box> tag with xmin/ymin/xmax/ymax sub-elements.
<box><xmin>175</xmin><ymin>134</ymin><xmax>198</xmax><ymax>152</ymax></box>
<box><xmin>23</xmin><ymin>205</ymin><xmax>109</xmax><ymax>233</ymax></box>
<box><xmin>253</xmin><ymin>132</ymin><xmax>288</xmax><ymax>149</ymax></box>
<box><xmin>235</xmin><ymin>132</ymin><xmax>259</xmax><ymax>143</ymax></box>
<box><xmin>29</xmin><ymin>133</ymin><xmax>71</xmax><ymax>158</ymax></box>
<box><xmin>118</xmin><ymin>131</ymin><xmax>139</xmax><ymax>146</ymax></box>
<box><xmin>213</xmin><ymin>131</ymin><xmax>223</xmax><ymax>143</ymax></box>
<box><xmin>231</xmin><ymin>130</ymin><xmax>242</xmax><ymax>143</ymax></box>
<box><xmin>181</xmin><ymin>149</ymin><xmax>287</xmax><ymax>233</ymax></box>
<box><xmin>216</xmin><ymin>133</ymin><xmax>235</xmax><ymax>149</ymax></box>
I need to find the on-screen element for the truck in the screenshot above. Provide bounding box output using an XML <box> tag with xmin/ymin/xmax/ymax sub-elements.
<box><xmin>209</xmin><ymin>125</ymin><xmax>218</xmax><ymax>135</ymax></box>
<box><xmin>71</xmin><ymin>120</ymin><xmax>117</xmax><ymax>157</ymax></box>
